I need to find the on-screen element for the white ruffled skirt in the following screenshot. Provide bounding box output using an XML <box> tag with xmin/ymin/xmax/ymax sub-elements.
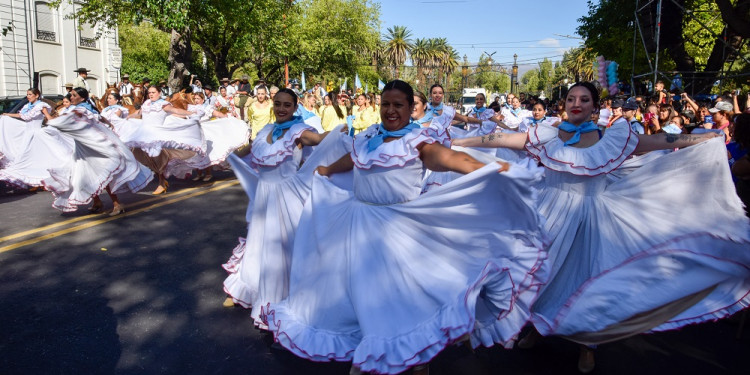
<box><xmin>222</xmin><ymin>130</ymin><xmax>351</xmax><ymax>326</ymax></box>
<box><xmin>531</xmin><ymin>137</ymin><xmax>750</xmax><ymax>344</ymax></box>
<box><xmin>118</xmin><ymin>115</ymin><xmax>206</xmax><ymax>158</ymax></box>
<box><xmin>166</xmin><ymin>117</ymin><xmax>250</xmax><ymax>178</ymax></box>
<box><xmin>265</xmin><ymin>162</ymin><xmax>548</xmax><ymax>374</ymax></box>
<box><xmin>41</xmin><ymin>112</ymin><xmax>153</xmax><ymax>211</ymax></box>
<box><xmin>0</xmin><ymin>117</ymin><xmax>74</xmax><ymax>187</ymax></box>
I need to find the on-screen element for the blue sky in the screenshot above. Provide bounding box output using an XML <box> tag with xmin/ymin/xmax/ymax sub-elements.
<box><xmin>376</xmin><ymin>0</ymin><xmax>592</xmax><ymax>73</ymax></box>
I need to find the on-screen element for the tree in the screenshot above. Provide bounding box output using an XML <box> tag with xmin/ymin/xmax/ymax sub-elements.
<box><xmin>577</xmin><ymin>0</ymin><xmax>750</xmax><ymax>94</ymax></box>
<box><xmin>53</xmin><ymin>0</ymin><xmax>196</xmax><ymax>91</ymax></box>
<box><xmin>118</xmin><ymin>22</ymin><xmax>216</xmax><ymax>87</ymax></box>
<box><xmin>410</xmin><ymin>38</ymin><xmax>430</xmax><ymax>92</ymax></box>
<box><xmin>383</xmin><ymin>25</ymin><xmax>412</xmax><ymax>79</ymax></box>
<box><xmin>56</xmin><ymin>0</ymin><xmax>381</xmax><ymax>90</ymax></box>
<box><xmin>291</xmin><ymin>0</ymin><xmax>381</xmax><ymax>88</ymax></box>
<box><xmin>561</xmin><ymin>47</ymin><xmax>595</xmax><ymax>82</ymax></box>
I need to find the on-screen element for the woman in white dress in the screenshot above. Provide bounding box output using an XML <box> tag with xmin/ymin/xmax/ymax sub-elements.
<box><xmin>124</xmin><ymin>86</ymin><xmax>205</xmax><ymax>194</ymax></box>
<box><xmin>179</xmin><ymin>92</ymin><xmax>250</xmax><ymax>182</ymax></box>
<box><xmin>453</xmin><ymin>82</ymin><xmax>750</xmax><ymax>372</ymax></box>
<box><xmin>222</xmin><ymin>88</ymin><xmax>348</xmax><ymax>328</ymax></box>
<box><xmin>0</xmin><ymin>88</ymin><xmax>74</xmax><ymax>188</ymax></box>
<box><xmin>100</xmin><ymin>92</ymin><xmax>130</xmax><ymax>136</ymax></box>
<box><xmin>426</xmin><ymin>84</ymin><xmax>496</xmax><ymax>139</ymax></box>
<box><xmin>264</xmin><ymin>81</ymin><xmax>548</xmax><ymax>375</ymax></box>
<box><xmin>42</xmin><ymin>88</ymin><xmax>152</xmax><ymax>215</ymax></box>
<box><xmin>492</xmin><ymin>101</ymin><xmax>559</xmax><ymax>165</ymax></box>
<box><xmin>498</xmin><ymin>96</ymin><xmax>532</xmax><ymax>130</ymax></box>
<box><xmin>215</xmin><ymin>86</ymin><xmax>236</xmax><ymax>117</ymax></box>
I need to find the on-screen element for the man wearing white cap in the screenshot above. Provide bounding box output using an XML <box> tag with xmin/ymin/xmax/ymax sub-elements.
<box><xmin>708</xmin><ymin>101</ymin><xmax>734</xmax><ymax>140</ymax></box>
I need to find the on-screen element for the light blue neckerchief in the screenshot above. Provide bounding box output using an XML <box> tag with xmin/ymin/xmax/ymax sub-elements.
<box><xmin>271</xmin><ymin>115</ymin><xmax>302</xmax><ymax>143</ymax></box>
<box><xmin>104</xmin><ymin>105</ymin><xmax>125</xmax><ymax>113</ymax></box>
<box><xmin>367</xmin><ymin>122</ymin><xmax>421</xmax><ymax>151</ymax></box>
<box><xmin>414</xmin><ymin>111</ymin><xmax>433</xmax><ymax>126</ymax></box>
<box><xmin>77</xmin><ymin>101</ymin><xmax>98</xmax><ymax>114</ymax></box>
<box><xmin>20</xmin><ymin>100</ymin><xmax>39</xmax><ymax>115</ymax></box>
<box><xmin>474</xmin><ymin>106</ymin><xmax>486</xmax><ymax>115</ymax></box>
<box><xmin>530</xmin><ymin>116</ymin><xmax>546</xmax><ymax>126</ymax></box>
<box><xmin>558</xmin><ymin>120</ymin><xmax>599</xmax><ymax>146</ymax></box>
<box><xmin>427</xmin><ymin>102</ymin><xmax>443</xmax><ymax>116</ymax></box>
<box><xmin>510</xmin><ymin>107</ymin><xmax>522</xmax><ymax>117</ymax></box>
<box><xmin>296</xmin><ymin>106</ymin><xmax>317</xmax><ymax>121</ymax></box>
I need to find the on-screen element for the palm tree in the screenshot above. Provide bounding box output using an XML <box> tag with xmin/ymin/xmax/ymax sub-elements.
<box><xmin>411</xmin><ymin>38</ymin><xmax>430</xmax><ymax>91</ymax></box>
<box><xmin>383</xmin><ymin>25</ymin><xmax>412</xmax><ymax>79</ymax></box>
<box><xmin>442</xmin><ymin>47</ymin><xmax>460</xmax><ymax>88</ymax></box>
<box><xmin>563</xmin><ymin>47</ymin><xmax>595</xmax><ymax>82</ymax></box>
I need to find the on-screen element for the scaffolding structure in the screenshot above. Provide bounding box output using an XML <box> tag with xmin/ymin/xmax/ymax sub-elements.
<box><xmin>631</xmin><ymin>0</ymin><xmax>749</xmax><ymax>95</ymax></box>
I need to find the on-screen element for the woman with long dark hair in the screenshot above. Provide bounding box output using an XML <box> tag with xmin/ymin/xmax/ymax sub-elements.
<box><xmin>42</xmin><ymin>88</ymin><xmax>152</xmax><ymax>215</ymax></box>
<box><xmin>265</xmin><ymin>80</ymin><xmax>546</xmax><ymax>375</ymax></box>
<box><xmin>0</xmin><ymin>88</ymin><xmax>74</xmax><ymax>188</ymax></box>
<box><xmin>222</xmin><ymin>88</ymin><xmax>347</xmax><ymax>328</ymax></box>
<box><xmin>123</xmin><ymin>85</ymin><xmax>205</xmax><ymax>194</ymax></box>
<box><xmin>454</xmin><ymin>81</ymin><xmax>750</xmax><ymax>372</ymax></box>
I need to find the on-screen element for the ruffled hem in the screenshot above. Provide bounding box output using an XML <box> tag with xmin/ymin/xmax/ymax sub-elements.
<box><xmin>126</xmin><ymin>139</ymin><xmax>207</xmax><ymax>158</ymax></box>
<box><xmin>0</xmin><ymin>170</ymin><xmax>43</xmax><ymax>188</ymax></box>
<box><xmin>534</xmin><ymin>231</ymin><xmax>750</xmax><ymax>340</ymax></box>
<box><xmin>250</xmin><ymin>122</ymin><xmax>314</xmax><ymax>167</ymax></box>
<box><xmin>266</xmin><ymin>260</ymin><xmax>541</xmax><ymax>374</ymax></box>
<box><xmin>44</xmin><ymin>159</ymin><xmax>125</xmax><ymax>212</ymax></box>
<box><xmin>222</xmin><ymin>237</ymin><xmax>246</xmax><ymax>274</ymax></box>
<box><xmin>43</xmin><ymin>120</ymin><xmax>149</xmax><ymax>212</ymax></box>
<box><xmin>525</xmin><ymin>121</ymin><xmax>639</xmax><ymax>176</ymax></box>
<box><xmin>351</xmin><ymin>125</ymin><xmax>449</xmax><ymax>169</ymax></box>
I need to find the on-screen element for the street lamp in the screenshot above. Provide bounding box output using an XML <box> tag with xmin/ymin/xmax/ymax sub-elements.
<box><xmin>461</xmin><ymin>55</ymin><xmax>468</xmax><ymax>92</ymax></box>
<box><xmin>511</xmin><ymin>53</ymin><xmax>518</xmax><ymax>94</ymax></box>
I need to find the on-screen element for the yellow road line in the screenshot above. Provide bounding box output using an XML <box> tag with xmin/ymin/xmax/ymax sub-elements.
<box><xmin>0</xmin><ymin>180</ymin><xmax>239</xmax><ymax>254</ymax></box>
<box><xmin>0</xmin><ymin>179</ymin><xmax>235</xmax><ymax>244</ymax></box>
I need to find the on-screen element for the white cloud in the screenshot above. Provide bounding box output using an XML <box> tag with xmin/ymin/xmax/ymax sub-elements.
<box><xmin>537</xmin><ymin>38</ymin><xmax>561</xmax><ymax>48</ymax></box>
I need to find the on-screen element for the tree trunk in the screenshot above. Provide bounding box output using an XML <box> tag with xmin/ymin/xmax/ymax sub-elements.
<box><xmin>212</xmin><ymin>46</ymin><xmax>232</xmax><ymax>82</ymax></box>
<box><xmin>167</xmin><ymin>28</ymin><xmax>192</xmax><ymax>92</ymax></box>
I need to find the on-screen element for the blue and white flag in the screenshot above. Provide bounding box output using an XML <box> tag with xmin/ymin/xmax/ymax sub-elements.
<box><xmin>355</xmin><ymin>73</ymin><xmax>362</xmax><ymax>90</ymax></box>
<box><xmin>340</xmin><ymin>78</ymin><xmax>348</xmax><ymax>92</ymax></box>
<box><xmin>301</xmin><ymin>71</ymin><xmax>306</xmax><ymax>91</ymax></box>
<box><xmin>378</xmin><ymin>79</ymin><xmax>385</xmax><ymax>90</ymax></box>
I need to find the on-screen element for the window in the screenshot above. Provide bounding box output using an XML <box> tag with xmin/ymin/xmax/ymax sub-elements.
<box><xmin>79</xmin><ymin>23</ymin><xmax>98</xmax><ymax>48</ymax></box>
<box><xmin>40</xmin><ymin>73</ymin><xmax>60</xmax><ymax>95</ymax></box>
<box><xmin>35</xmin><ymin>2</ymin><xmax>56</xmax><ymax>42</ymax></box>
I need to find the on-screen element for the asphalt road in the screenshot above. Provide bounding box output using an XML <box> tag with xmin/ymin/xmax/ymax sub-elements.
<box><xmin>0</xmin><ymin>172</ymin><xmax>747</xmax><ymax>375</ymax></box>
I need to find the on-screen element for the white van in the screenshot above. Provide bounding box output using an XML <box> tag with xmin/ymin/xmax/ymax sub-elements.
<box><xmin>459</xmin><ymin>88</ymin><xmax>486</xmax><ymax>114</ymax></box>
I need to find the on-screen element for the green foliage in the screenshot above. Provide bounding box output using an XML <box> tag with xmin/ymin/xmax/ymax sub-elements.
<box><xmin>520</xmin><ymin>58</ymin><xmax>556</xmax><ymax>95</ymax></box>
<box><xmin>577</xmin><ymin>0</ymin><xmax>749</xmax><ymax>94</ymax></box>
<box><xmin>119</xmin><ymin>22</ymin><xmax>217</xmax><ymax>87</ymax></box>
<box><xmin>119</xmin><ymin>23</ymin><xmax>170</xmax><ymax>83</ymax></box>
<box><xmin>473</xmin><ymin>55</ymin><xmax>510</xmax><ymax>93</ymax></box>
<box><xmin>291</xmin><ymin>0</ymin><xmax>381</xmax><ymax>86</ymax></box>
<box><xmin>383</xmin><ymin>25</ymin><xmax>413</xmax><ymax>79</ymax></box>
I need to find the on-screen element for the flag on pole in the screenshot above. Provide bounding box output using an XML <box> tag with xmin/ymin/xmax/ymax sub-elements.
<box><xmin>340</xmin><ymin>78</ymin><xmax>348</xmax><ymax>92</ymax></box>
<box><xmin>355</xmin><ymin>73</ymin><xmax>362</xmax><ymax>90</ymax></box>
<box><xmin>378</xmin><ymin>79</ymin><xmax>385</xmax><ymax>90</ymax></box>
<box><xmin>301</xmin><ymin>71</ymin><xmax>306</xmax><ymax>91</ymax></box>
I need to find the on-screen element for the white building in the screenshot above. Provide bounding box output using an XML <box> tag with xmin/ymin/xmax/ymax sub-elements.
<box><xmin>0</xmin><ymin>0</ymin><xmax>121</xmax><ymax>97</ymax></box>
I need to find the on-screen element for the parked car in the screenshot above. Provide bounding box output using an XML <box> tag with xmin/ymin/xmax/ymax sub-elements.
<box><xmin>0</xmin><ymin>95</ymin><xmax>66</xmax><ymax>115</ymax></box>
